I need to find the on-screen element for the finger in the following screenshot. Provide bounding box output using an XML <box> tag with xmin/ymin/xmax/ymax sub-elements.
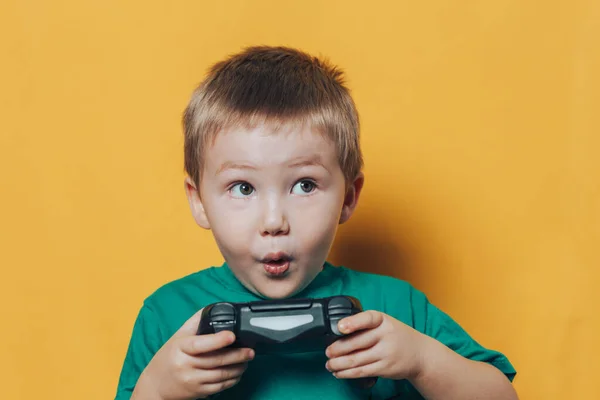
<box><xmin>326</xmin><ymin>348</ymin><xmax>380</xmax><ymax>373</ymax></box>
<box><xmin>338</xmin><ymin>310</ymin><xmax>384</xmax><ymax>334</ymax></box>
<box><xmin>326</xmin><ymin>328</ymin><xmax>379</xmax><ymax>358</ymax></box>
<box><xmin>180</xmin><ymin>330</ymin><xmax>236</xmax><ymax>355</ymax></box>
<box><xmin>332</xmin><ymin>361</ymin><xmax>384</xmax><ymax>379</ymax></box>
<box><xmin>173</xmin><ymin>308</ymin><xmax>205</xmax><ymax>338</ymax></box>
<box><xmin>200</xmin><ymin>377</ymin><xmax>241</xmax><ymax>396</ymax></box>
<box><xmin>200</xmin><ymin>362</ymin><xmax>249</xmax><ymax>384</ymax></box>
<box><xmin>194</xmin><ymin>347</ymin><xmax>255</xmax><ymax>369</ymax></box>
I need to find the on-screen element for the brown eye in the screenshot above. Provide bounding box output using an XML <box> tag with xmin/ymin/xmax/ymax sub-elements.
<box><xmin>231</xmin><ymin>182</ymin><xmax>254</xmax><ymax>197</ymax></box>
<box><xmin>301</xmin><ymin>181</ymin><xmax>314</xmax><ymax>192</ymax></box>
<box><xmin>292</xmin><ymin>180</ymin><xmax>316</xmax><ymax>194</ymax></box>
<box><xmin>240</xmin><ymin>183</ymin><xmax>253</xmax><ymax>195</ymax></box>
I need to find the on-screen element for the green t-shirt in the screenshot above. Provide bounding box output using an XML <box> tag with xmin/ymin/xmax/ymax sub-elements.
<box><xmin>115</xmin><ymin>262</ymin><xmax>516</xmax><ymax>399</ymax></box>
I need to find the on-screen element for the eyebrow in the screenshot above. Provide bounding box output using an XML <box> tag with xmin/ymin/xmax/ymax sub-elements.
<box><xmin>216</xmin><ymin>162</ymin><xmax>257</xmax><ymax>175</ymax></box>
<box><xmin>288</xmin><ymin>157</ymin><xmax>329</xmax><ymax>171</ymax></box>
<box><xmin>216</xmin><ymin>157</ymin><xmax>329</xmax><ymax>175</ymax></box>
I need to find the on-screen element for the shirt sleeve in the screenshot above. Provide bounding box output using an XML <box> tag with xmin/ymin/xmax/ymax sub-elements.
<box><xmin>410</xmin><ymin>286</ymin><xmax>517</xmax><ymax>382</ymax></box>
<box><xmin>114</xmin><ymin>304</ymin><xmax>164</xmax><ymax>400</ymax></box>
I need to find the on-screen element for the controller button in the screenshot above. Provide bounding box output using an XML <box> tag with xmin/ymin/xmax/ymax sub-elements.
<box><xmin>210</xmin><ymin>303</ymin><xmax>235</xmax><ymax>317</ymax></box>
<box><xmin>211</xmin><ymin>314</ymin><xmax>235</xmax><ymax>323</ymax></box>
<box><xmin>330</xmin><ymin>320</ymin><xmax>343</xmax><ymax>336</ymax></box>
<box><xmin>329</xmin><ymin>309</ymin><xmax>351</xmax><ymax>316</ymax></box>
<box><xmin>328</xmin><ymin>296</ymin><xmax>353</xmax><ymax>310</ymax></box>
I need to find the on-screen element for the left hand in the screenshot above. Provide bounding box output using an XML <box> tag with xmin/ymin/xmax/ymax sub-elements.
<box><xmin>325</xmin><ymin>310</ymin><xmax>428</xmax><ymax>381</ymax></box>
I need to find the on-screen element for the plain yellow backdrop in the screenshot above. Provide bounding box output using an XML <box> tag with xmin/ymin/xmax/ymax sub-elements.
<box><xmin>1</xmin><ymin>1</ymin><xmax>599</xmax><ymax>398</ymax></box>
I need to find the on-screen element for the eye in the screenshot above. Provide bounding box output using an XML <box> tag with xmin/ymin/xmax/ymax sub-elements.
<box><xmin>291</xmin><ymin>179</ymin><xmax>316</xmax><ymax>195</ymax></box>
<box><xmin>230</xmin><ymin>182</ymin><xmax>255</xmax><ymax>197</ymax></box>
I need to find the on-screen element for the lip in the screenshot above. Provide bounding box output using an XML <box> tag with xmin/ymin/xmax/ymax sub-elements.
<box><xmin>263</xmin><ymin>260</ymin><xmax>290</xmax><ymax>276</ymax></box>
<box><xmin>260</xmin><ymin>252</ymin><xmax>293</xmax><ymax>277</ymax></box>
<box><xmin>260</xmin><ymin>252</ymin><xmax>293</xmax><ymax>263</ymax></box>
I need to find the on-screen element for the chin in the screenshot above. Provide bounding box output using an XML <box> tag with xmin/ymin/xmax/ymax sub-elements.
<box><xmin>255</xmin><ymin>280</ymin><xmax>302</xmax><ymax>300</ymax></box>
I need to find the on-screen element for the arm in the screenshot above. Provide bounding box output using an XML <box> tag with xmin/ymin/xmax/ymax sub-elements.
<box><xmin>326</xmin><ymin>311</ymin><xmax>518</xmax><ymax>400</ymax></box>
<box><xmin>116</xmin><ymin>307</ymin><xmax>254</xmax><ymax>400</ymax></box>
<box><xmin>411</xmin><ymin>333</ymin><xmax>518</xmax><ymax>400</ymax></box>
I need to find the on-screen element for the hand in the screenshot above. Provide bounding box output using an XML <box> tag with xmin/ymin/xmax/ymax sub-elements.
<box><xmin>325</xmin><ymin>310</ymin><xmax>427</xmax><ymax>381</ymax></box>
<box><xmin>132</xmin><ymin>309</ymin><xmax>255</xmax><ymax>400</ymax></box>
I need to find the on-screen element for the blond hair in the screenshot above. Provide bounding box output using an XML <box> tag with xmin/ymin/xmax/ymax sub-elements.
<box><xmin>183</xmin><ymin>46</ymin><xmax>362</xmax><ymax>187</ymax></box>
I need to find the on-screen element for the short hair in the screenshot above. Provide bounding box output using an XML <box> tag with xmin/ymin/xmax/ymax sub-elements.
<box><xmin>183</xmin><ymin>46</ymin><xmax>362</xmax><ymax>188</ymax></box>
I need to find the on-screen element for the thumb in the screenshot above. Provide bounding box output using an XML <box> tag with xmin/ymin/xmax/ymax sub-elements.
<box><xmin>173</xmin><ymin>308</ymin><xmax>204</xmax><ymax>339</ymax></box>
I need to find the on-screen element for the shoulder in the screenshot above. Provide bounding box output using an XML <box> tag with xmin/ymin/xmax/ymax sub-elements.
<box><xmin>335</xmin><ymin>265</ymin><xmax>517</xmax><ymax>380</ymax></box>
<box><xmin>338</xmin><ymin>265</ymin><xmax>421</xmax><ymax>297</ymax></box>
<box><xmin>141</xmin><ymin>266</ymin><xmax>219</xmax><ymax>313</ymax></box>
<box><xmin>334</xmin><ymin>265</ymin><xmax>427</xmax><ymax>325</ymax></box>
<box><xmin>132</xmin><ymin>266</ymin><xmax>225</xmax><ymax>340</ymax></box>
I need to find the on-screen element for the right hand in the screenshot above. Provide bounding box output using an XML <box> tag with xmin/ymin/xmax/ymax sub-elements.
<box><xmin>132</xmin><ymin>309</ymin><xmax>255</xmax><ymax>400</ymax></box>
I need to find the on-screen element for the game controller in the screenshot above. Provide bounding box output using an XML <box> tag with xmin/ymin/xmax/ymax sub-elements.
<box><xmin>197</xmin><ymin>295</ymin><xmax>362</xmax><ymax>354</ymax></box>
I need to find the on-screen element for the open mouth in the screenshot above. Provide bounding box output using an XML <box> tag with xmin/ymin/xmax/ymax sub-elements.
<box><xmin>261</xmin><ymin>252</ymin><xmax>292</xmax><ymax>276</ymax></box>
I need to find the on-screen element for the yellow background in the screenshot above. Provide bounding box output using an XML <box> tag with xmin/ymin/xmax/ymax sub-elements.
<box><xmin>1</xmin><ymin>1</ymin><xmax>598</xmax><ymax>398</ymax></box>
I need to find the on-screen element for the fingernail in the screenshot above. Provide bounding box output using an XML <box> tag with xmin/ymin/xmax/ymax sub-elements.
<box><xmin>325</xmin><ymin>362</ymin><xmax>331</xmax><ymax>371</ymax></box>
<box><xmin>248</xmin><ymin>349</ymin><xmax>255</xmax><ymax>359</ymax></box>
<box><xmin>339</xmin><ymin>322</ymin><xmax>347</xmax><ymax>333</ymax></box>
<box><xmin>223</xmin><ymin>331</ymin><xmax>235</xmax><ymax>342</ymax></box>
<box><xmin>333</xmin><ymin>372</ymin><xmax>339</xmax><ymax>379</ymax></box>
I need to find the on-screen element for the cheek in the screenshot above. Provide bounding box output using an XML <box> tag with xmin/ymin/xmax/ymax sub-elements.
<box><xmin>205</xmin><ymin>199</ymin><xmax>256</xmax><ymax>253</ymax></box>
<box><xmin>291</xmin><ymin>196</ymin><xmax>342</xmax><ymax>247</ymax></box>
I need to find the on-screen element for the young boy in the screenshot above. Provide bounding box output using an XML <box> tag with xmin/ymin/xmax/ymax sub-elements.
<box><xmin>115</xmin><ymin>46</ymin><xmax>517</xmax><ymax>400</ymax></box>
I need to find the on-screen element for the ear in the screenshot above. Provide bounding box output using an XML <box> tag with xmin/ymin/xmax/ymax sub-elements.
<box><xmin>184</xmin><ymin>177</ymin><xmax>211</xmax><ymax>229</ymax></box>
<box><xmin>339</xmin><ymin>172</ymin><xmax>364</xmax><ymax>224</ymax></box>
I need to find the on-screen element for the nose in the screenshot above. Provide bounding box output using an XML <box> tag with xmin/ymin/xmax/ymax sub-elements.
<box><xmin>260</xmin><ymin>195</ymin><xmax>290</xmax><ymax>236</ymax></box>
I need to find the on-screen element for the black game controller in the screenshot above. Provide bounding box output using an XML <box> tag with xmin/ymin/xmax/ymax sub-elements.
<box><xmin>197</xmin><ymin>295</ymin><xmax>362</xmax><ymax>354</ymax></box>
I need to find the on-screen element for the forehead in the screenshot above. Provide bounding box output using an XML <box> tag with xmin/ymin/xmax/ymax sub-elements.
<box><xmin>205</xmin><ymin>122</ymin><xmax>339</xmax><ymax>170</ymax></box>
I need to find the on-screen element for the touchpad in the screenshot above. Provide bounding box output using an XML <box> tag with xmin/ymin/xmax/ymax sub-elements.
<box><xmin>249</xmin><ymin>315</ymin><xmax>314</xmax><ymax>331</ymax></box>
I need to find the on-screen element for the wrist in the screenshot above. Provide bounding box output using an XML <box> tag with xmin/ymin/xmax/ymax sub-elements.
<box><xmin>132</xmin><ymin>370</ymin><xmax>164</xmax><ymax>400</ymax></box>
<box><xmin>408</xmin><ymin>332</ymin><xmax>438</xmax><ymax>383</ymax></box>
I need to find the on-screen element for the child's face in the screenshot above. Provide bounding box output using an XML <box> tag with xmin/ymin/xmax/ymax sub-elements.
<box><xmin>185</xmin><ymin>123</ymin><xmax>363</xmax><ymax>299</ymax></box>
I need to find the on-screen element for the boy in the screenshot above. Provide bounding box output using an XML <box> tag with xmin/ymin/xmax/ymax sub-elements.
<box><xmin>115</xmin><ymin>46</ymin><xmax>517</xmax><ymax>400</ymax></box>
